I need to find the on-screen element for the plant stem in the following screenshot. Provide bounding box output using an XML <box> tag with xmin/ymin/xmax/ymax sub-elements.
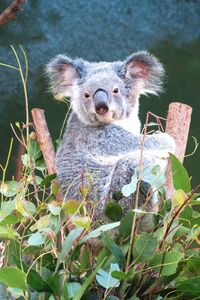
<box><xmin>126</xmin><ymin>113</ymin><xmax>149</xmax><ymax>272</ymax></box>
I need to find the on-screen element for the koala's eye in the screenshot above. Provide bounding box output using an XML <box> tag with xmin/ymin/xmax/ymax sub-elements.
<box><xmin>113</xmin><ymin>88</ymin><xmax>119</xmax><ymax>94</ymax></box>
<box><xmin>84</xmin><ymin>92</ymin><xmax>90</xmax><ymax>98</ymax></box>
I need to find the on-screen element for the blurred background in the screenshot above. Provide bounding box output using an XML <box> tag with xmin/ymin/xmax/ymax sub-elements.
<box><xmin>0</xmin><ymin>0</ymin><xmax>199</xmax><ymax>186</ymax></box>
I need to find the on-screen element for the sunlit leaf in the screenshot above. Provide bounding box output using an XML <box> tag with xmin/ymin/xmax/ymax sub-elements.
<box><xmin>0</xmin><ymin>213</ymin><xmax>23</xmax><ymax>226</ymax></box>
<box><xmin>0</xmin><ymin>267</ymin><xmax>27</xmax><ymax>290</ymax></box>
<box><xmin>48</xmin><ymin>201</ymin><xmax>61</xmax><ymax>216</ymax></box>
<box><xmin>171</xmin><ymin>189</ymin><xmax>187</xmax><ymax>211</ymax></box>
<box><xmin>170</xmin><ymin>153</ymin><xmax>191</xmax><ymax>193</ymax></box>
<box><xmin>79</xmin><ymin>222</ymin><xmax>120</xmax><ymax>244</ymax></box>
<box><xmin>65</xmin><ymin>282</ymin><xmax>82</xmax><ymax>299</ymax></box>
<box><xmin>96</xmin><ymin>263</ymin><xmax>120</xmax><ymax>289</ymax></box>
<box><xmin>30</xmin><ymin>215</ymin><xmax>50</xmax><ymax>231</ymax></box>
<box><xmin>62</xmin><ymin>199</ymin><xmax>81</xmax><ymax>215</ymax></box>
<box><xmin>28</xmin><ymin>231</ymin><xmax>45</xmax><ymax>246</ymax></box>
<box><xmin>72</xmin><ymin>216</ymin><xmax>91</xmax><ymax>229</ymax></box>
<box><xmin>0</xmin><ymin>226</ymin><xmax>18</xmax><ymax>240</ymax></box>
<box><xmin>0</xmin><ymin>181</ymin><xmax>19</xmax><ymax>197</ymax></box>
<box><xmin>122</xmin><ymin>172</ymin><xmax>137</xmax><ymax>197</ymax></box>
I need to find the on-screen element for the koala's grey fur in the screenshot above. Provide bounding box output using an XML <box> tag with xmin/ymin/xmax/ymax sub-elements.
<box><xmin>46</xmin><ymin>51</ymin><xmax>175</xmax><ymax>231</ymax></box>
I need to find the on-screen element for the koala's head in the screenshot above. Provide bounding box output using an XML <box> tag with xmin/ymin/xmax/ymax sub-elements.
<box><xmin>46</xmin><ymin>51</ymin><xmax>164</xmax><ymax>126</ymax></box>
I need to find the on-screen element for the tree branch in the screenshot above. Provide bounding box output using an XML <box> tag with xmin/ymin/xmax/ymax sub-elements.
<box><xmin>31</xmin><ymin>108</ymin><xmax>56</xmax><ymax>175</ymax></box>
<box><xmin>165</xmin><ymin>102</ymin><xmax>192</xmax><ymax>198</ymax></box>
<box><xmin>0</xmin><ymin>0</ymin><xmax>25</xmax><ymax>26</ymax></box>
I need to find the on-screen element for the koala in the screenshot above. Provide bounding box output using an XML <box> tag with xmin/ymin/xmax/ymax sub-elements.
<box><xmin>46</xmin><ymin>51</ymin><xmax>175</xmax><ymax>231</ymax></box>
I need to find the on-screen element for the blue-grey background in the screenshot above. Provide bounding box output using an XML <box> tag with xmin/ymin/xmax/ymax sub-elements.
<box><xmin>0</xmin><ymin>0</ymin><xmax>200</xmax><ymax>186</ymax></box>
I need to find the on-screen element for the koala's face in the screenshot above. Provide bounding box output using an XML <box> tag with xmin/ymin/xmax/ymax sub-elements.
<box><xmin>47</xmin><ymin>52</ymin><xmax>164</xmax><ymax>126</ymax></box>
<box><xmin>73</xmin><ymin>63</ymin><xmax>132</xmax><ymax>125</ymax></box>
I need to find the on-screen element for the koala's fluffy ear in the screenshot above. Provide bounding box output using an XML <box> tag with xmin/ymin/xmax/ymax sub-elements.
<box><xmin>46</xmin><ymin>55</ymin><xmax>84</xmax><ymax>99</ymax></box>
<box><xmin>124</xmin><ymin>51</ymin><xmax>165</xmax><ymax>95</ymax></box>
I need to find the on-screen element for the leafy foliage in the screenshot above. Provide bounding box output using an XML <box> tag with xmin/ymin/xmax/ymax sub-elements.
<box><xmin>0</xmin><ymin>48</ymin><xmax>199</xmax><ymax>299</ymax></box>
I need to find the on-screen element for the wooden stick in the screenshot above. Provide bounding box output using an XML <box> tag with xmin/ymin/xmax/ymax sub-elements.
<box><xmin>31</xmin><ymin>108</ymin><xmax>74</xmax><ymax>231</ymax></box>
<box><xmin>165</xmin><ymin>102</ymin><xmax>192</xmax><ymax>197</ymax></box>
<box><xmin>31</xmin><ymin>108</ymin><xmax>56</xmax><ymax>175</ymax></box>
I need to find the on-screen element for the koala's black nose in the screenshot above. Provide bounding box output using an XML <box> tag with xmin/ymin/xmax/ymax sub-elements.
<box><xmin>94</xmin><ymin>89</ymin><xmax>109</xmax><ymax>115</ymax></box>
<box><xmin>95</xmin><ymin>103</ymin><xmax>109</xmax><ymax>115</ymax></box>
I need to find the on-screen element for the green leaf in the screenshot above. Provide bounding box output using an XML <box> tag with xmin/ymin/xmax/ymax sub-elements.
<box><xmin>62</xmin><ymin>199</ymin><xmax>81</xmax><ymax>215</ymax></box>
<box><xmin>40</xmin><ymin>174</ymin><xmax>57</xmax><ymax>187</ymax></box>
<box><xmin>28</xmin><ymin>136</ymin><xmax>42</xmax><ymax>160</ymax></box>
<box><xmin>171</xmin><ymin>189</ymin><xmax>187</xmax><ymax>211</ymax></box>
<box><xmin>111</xmin><ymin>269</ymin><xmax>134</xmax><ymax>281</ymax></box>
<box><xmin>0</xmin><ymin>212</ymin><xmax>23</xmax><ymax>225</ymax></box>
<box><xmin>28</xmin><ymin>232</ymin><xmax>45</xmax><ymax>246</ymax></box>
<box><xmin>79</xmin><ymin>222</ymin><xmax>120</xmax><ymax>244</ymax></box>
<box><xmin>121</xmin><ymin>172</ymin><xmax>137</xmax><ymax>197</ymax></box>
<box><xmin>72</xmin><ymin>216</ymin><xmax>91</xmax><ymax>229</ymax></box>
<box><xmin>176</xmin><ymin>276</ymin><xmax>200</xmax><ymax>297</ymax></box>
<box><xmin>96</xmin><ymin>263</ymin><xmax>120</xmax><ymax>289</ymax></box>
<box><xmin>150</xmin><ymin>251</ymin><xmax>184</xmax><ymax>276</ymax></box>
<box><xmin>187</xmin><ymin>257</ymin><xmax>200</xmax><ymax>275</ymax></box>
<box><xmin>105</xmin><ymin>202</ymin><xmax>123</xmax><ymax>221</ymax></box>
<box><xmin>73</xmin><ymin>257</ymin><xmax>106</xmax><ymax>300</ymax></box>
<box><xmin>0</xmin><ymin>200</ymin><xmax>16</xmax><ymax>216</ymax></box>
<box><xmin>30</xmin><ymin>215</ymin><xmax>50</xmax><ymax>231</ymax></box>
<box><xmin>119</xmin><ymin>211</ymin><xmax>134</xmax><ymax>239</ymax></box>
<box><xmin>35</xmin><ymin>157</ymin><xmax>46</xmax><ymax>171</ymax></box>
<box><xmin>102</xmin><ymin>233</ymin><xmax>126</xmax><ymax>267</ymax></box>
<box><xmin>48</xmin><ymin>202</ymin><xmax>61</xmax><ymax>216</ymax></box>
<box><xmin>27</xmin><ymin>269</ymin><xmax>52</xmax><ymax>292</ymax></box>
<box><xmin>0</xmin><ymin>226</ymin><xmax>18</xmax><ymax>240</ymax></box>
<box><xmin>0</xmin><ymin>181</ymin><xmax>19</xmax><ymax>197</ymax></box>
<box><xmin>0</xmin><ymin>267</ymin><xmax>27</xmax><ymax>290</ymax></box>
<box><xmin>170</xmin><ymin>153</ymin><xmax>191</xmax><ymax>193</ymax></box>
<box><xmin>56</xmin><ymin>227</ymin><xmax>83</xmax><ymax>270</ymax></box>
<box><xmin>65</xmin><ymin>282</ymin><xmax>82</xmax><ymax>299</ymax></box>
<box><xmin>133</xmin><ymin>232</ymin><xmax>157</xmax><ymax>262</ymax></box>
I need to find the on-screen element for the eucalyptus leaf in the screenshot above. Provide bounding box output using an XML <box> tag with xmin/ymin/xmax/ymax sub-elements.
<box><xmin>0</xmin><ymin>181</ymin><xmax>19</xmax><ymax>197</ymax></box>
<box><xmin>65</xmin><ymin>282</ymin><xmax>82</xmax><ymax>299</ymax></box>
<box><xmin>40</xmin><ymin>174</ymin><xmax>57</xmax><ymax>187</ymax></box>
<box><xmin>150</xmin><ymin>251</ymin><xmax>184</xmax><ymax>276</ymax></box>
<box><xmin>56</xmin><ymin>227</ymin><xmax>83</xmax><ymax>270</ymax></box>
<box><xmin>170</xmin><ymin>153</ymin><xmax>191</xmax><ymax>193</ymax></box>
<box><xmin>0</xmin><ymin>226</ymin><xmax>18</xmax><ymax>240</ymax></box>
<box><xmin>102</xmin><ymin>233</ymin><xmax>126</xmax><ymax>267</ymax></box>
<box><xmin>133</xmin><ymin>232</ymin><xmax>157</xmax><ymax>262</ymax></box>
<box><xmin>121</xmin><ymin>172</ymin><xmax>138</xmax><ymax>197</ymax></box>
<box><xmin>96</xmin><ymin>263</ymin><xmax>120</xmax><ymax>289</ymax></box>
<box><xmin>0</xmin><ymin>267</ymin><xmax>27</xmax><ymax>290</ymax></box>
<box><xmin>28</xmin><ymin>231</ymin><xmax>45</xmax><ymax>246</ymax></box>
<box><xmin>79</xmin><ymin>222</ymin><xmax>120</xmax><ymax>244</ymax></box>
<box><xmin>72</xmin><ymin>216</ymin><xmax>91</xmax><ymax>229</ymax></box>
<box><xmin>62</xmin><ymin>199</ymin><xmax>81</xmax><ymax>215</ymax></box>
<box><xmin>105</xmin><ymin>202</ymin><xmax>123</xmax><ymax>221</ymax></box>
<box><xmin>119</xmin><ymin>211</ymin><xmax>134</xmax><ymax>239</ymax></box>
<box><xmin>30</xmin><ymin>215</ymin><xmax>50</xmax><ymax>231</ymax></box>
<box><xmin>27</xmin><ymin>269</ymin><xmax>52</xmax><ymax>292</ymax></box>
